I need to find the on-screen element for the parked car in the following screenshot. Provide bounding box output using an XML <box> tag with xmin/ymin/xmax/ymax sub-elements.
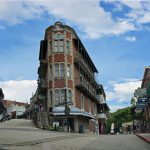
<box><xmin>0</xmin><ymin>114</ymin><xmax>5</xmax><ymax>122</ymax></box>
<box><xmin>3</xmin><ymin>113</ymin><xmax>12</xmax><ymax>120</ymax></box>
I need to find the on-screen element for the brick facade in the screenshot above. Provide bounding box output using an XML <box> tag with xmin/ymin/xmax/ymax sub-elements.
<box><xmin>32</xmin><ymin>22</ymin><xmax>108</xmax><ymax>133</ymax></box>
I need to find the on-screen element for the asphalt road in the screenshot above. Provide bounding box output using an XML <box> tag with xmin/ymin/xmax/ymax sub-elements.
<box><xmin>0</xmin><ymin>119</ymin><xmax>149</xmax><ymax>150</ymax></box>
<box><xmin>80</xmin><ymin>134</ymin><xmax>150</xmax><ymax>150</ymax></box>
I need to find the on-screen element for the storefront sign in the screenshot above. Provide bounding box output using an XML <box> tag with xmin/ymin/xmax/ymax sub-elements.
<box><xmin>53</xmin><ymin>122</ymin><xmax>59</xmax><ymax>127</ymax></box>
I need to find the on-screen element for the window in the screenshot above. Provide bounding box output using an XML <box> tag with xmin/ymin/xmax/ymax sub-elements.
<box><xmin>80</xmin><ymin>75</ymin><xmax>83</xmax><ymax>84</ymax></box>
<box><xmin>54</xmin><ymin>64</ymin><xmax>59</xmax><ymax>78</ymax></box>
<box><xmin>50</xmin><ymin>65</ymin><xmax>52</xmax><ymax>80</ymax></box>
<box><xmin>53</xmin><ymin>40</ymin><xmax>64</xmax><ymax>52</ymax></box>
<box><xmin>53</xmin><ymin>33</ymin><xmax>64</xmax><ymax>40</ymax></box>
<box><xmin>60</xmin><ymin>89</ymin><xmax>66</xmax><ymax>104</ymax></box>
<box><xmin>87</xmin><ymin>82</ymin><xmax>89</xmax><ymax>90</ymax></box>
<box><xmin>67</xmin><ymin>64</ymin><xmax>71</xmax><ymax>78</ymax></box>
<box><xmin>67</xmin><ymin>90</ymin><xmax>72</xmax><ymax>103</ymax></box>
<box><xmin>89</xmin><ymin>100</ymin><xmax>91</xmax><ymax>113</ymax></box>
<box><xmin>54</xmin><ymin>40</ymin><xmax>59</xmax><ymax>52</ymax></box>
<box><xmin>66</xmin><ymin>40</ymin><xmax>70</xmax><ymax>53</ymax></box>
<box><xmin>48</xmin><ymin>42</ymin><xmax>52</xmax><ymax>54</ymax></box>
<box><xmin>81</xmin><ymin>95</ymin><xmax>84</xmax><ymax>109</ymax></box>
<box><xmin>60</xmin><ymin>63</ymin><xmax>65</xmax><ymax>78</ymax></box>
<box><xmin>50</xmin><ymin>91</ymin><xmax>52</xmax><ymax>105</ymax></box>
<box><xmin>55</xmin><ymin>89</ymin><xmax>60</xmax><ymax>105</ymax></box>
<box><xmin>94</xmin><ymin>103</ymin><xmax>97</xmax><ymax>115</ymax></box>
<box><xmin>59</xmin><ymin>40</ymin><xmax>64</xmax><ymax>52</ymax></box>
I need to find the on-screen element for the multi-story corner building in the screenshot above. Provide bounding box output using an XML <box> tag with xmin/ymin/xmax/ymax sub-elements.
<box><xmin>31</xmin><ymin>22</ymin><xmax>109</xmax><ymax>133</ymax></box>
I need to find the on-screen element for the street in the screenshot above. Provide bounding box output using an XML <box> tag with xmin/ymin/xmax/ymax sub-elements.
<box><xmin>0</xmin><ymin>119</ymin><xmax>149</xmax><ymax>150</ymax></box>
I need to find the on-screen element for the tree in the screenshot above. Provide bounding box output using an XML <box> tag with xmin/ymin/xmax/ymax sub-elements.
<box><xmin>106</xmin><ymin>107</ymin><xmax>132</xmax><ymax>133</ymax></box>
<box><xmin>131</xmin><ymin>97</ymin><xmax>137</xmax><ymax>106</ymax></box>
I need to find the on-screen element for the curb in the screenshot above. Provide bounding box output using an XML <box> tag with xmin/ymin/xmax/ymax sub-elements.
<box><xmin>135</xmin><ymin>134</ymin><xmax>150</xmax><ymax>144</ymax></box>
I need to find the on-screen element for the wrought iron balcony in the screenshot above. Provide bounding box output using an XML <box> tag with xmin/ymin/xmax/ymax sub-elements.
<box><xmin>38</xmin><ymin>94</ymin><xmax>47</xmax><ymax>101</ymax></box>
<box><xmin>38</xmin><ymin>59</ymin><xmax>47</xmax><ymax>78</ymax></box>
<box><xmin>98</xmin><ymin>113</ymin><xmax>107</xmax><ymax>119</ymax></box>
<box><xmin>73</xmin><ymin>53</ymin><xmax>95</xmax><ymax>78</ymax></box>
<box><xmin>40</xmin><ymin>59</ymin><xmax>47</xmax><ymax>64</ymax></box>
<box><xmin>39</xmin><ymin>78</ymin><xmax>47</xmax><ymax>89</ymax></box>
<box><xmin>97</xmin><ymin>95</ymin><xmax>106</xmax><ymax>104</ymax></box>
<box><xmin>75</xmin><ymin>77</ymin><xmax>99</xmax><ymax>103</ymax></box>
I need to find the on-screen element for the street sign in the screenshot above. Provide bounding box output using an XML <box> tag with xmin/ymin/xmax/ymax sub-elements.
<box><xmin>135</xmin><ymin>108</ymin><xmax>142</xmax><ymax>113</ymax></box>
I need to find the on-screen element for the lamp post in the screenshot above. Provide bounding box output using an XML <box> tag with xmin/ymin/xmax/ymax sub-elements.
<box><xmin>64</xmin><ymin>87</ymin><xmax>70</xmax><ymax>132</ymax></box>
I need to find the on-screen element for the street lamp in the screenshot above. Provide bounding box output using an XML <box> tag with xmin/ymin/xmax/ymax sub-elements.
<box><xmin>64</xmin><ymin>87</ymin><xmax>70</xmax><ymax>132</ymax></box>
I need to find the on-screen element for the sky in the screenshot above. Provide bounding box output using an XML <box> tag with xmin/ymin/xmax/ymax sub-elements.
<box><xmin>0</xmin><ymin>0</ymin><xmax>150</xmax><ymax>112</ymax></box>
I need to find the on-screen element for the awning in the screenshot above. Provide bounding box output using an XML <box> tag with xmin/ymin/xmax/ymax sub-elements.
<box><xmin>52</xmin><ymin>106</ymin><xmax>95</xmax><ymax>119</ymax></box>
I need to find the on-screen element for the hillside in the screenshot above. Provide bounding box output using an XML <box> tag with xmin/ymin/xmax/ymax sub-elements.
<box><xmin>106</xmin><ymin>107</ymin><xmax>133</xmax><ymax>133</ymax></box>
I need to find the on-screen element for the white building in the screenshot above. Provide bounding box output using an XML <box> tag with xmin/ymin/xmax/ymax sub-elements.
<box><xmin>3</xmin><ymin>100</ymin><xmax>29</xmax><ymax>118</ymax></box>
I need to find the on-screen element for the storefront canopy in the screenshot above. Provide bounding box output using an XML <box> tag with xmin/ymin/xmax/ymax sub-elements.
<box><xmin>52</xmin><ymin>106</ymin><xmax>95</xmax><ymax>119</ymax></box>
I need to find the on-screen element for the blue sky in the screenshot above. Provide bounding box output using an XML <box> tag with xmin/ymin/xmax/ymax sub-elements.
<box><xmin>0</xmin><ymin>0</ymin><xmax>150</xmax><ymax>112</ymax></box>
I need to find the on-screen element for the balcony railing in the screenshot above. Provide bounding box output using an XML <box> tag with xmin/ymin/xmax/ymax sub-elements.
<box><xmin>75</xmin><ymin>77</ymin><xmax>99</xmax><ymax>103</ymax></box>
<box><xmin>98</xmin><ymin>113</ymin><xmax>107</xmax><ymax>119</ymax></box>
<box><xmin>97</xmin><ymin>95</ymin><xmax>106</xmax><ymax>104</ymax></box>
<box><xmin>39</xmin><ymin>78</ymin><xmax>47</xmax><ymax>89</ymax></box>
<box><xmin>38</xmin><ymin>94</ymin><xmax>47</xmax><ymax>101</ymax></box>
<box><xmin>40</xmin><ymin>59</ymin><xmax>47</xmax><ymax>64</ymax></box>
<box><xmin>74</xmin><ymin>53</ymin><xmax>94</xmax><ymax>78</ymax></box>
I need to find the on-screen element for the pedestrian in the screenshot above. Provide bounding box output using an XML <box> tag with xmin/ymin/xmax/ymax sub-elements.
<box><xmin>119</xmin><ymin>127</ymin><xmax>123</xmax><ymax>134</ymax></box>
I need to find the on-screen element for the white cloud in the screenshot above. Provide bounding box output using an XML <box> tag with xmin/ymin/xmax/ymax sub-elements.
<box><xmin>1</xmin><ymin>0</ymin><xmax>150</xmax><ymax>38</ymax></box>
<box><xmin>106</xmin><ymin>0</ymin><xmax>150</xmax><ymax>31</ymax></box>
<box><xmin>121</xmin><ymin>1</ymin><xmax>150</xmax><ymax>25</ymax></box>
<box><xmin>121</xmin><ymin>0</ymin><xmax>142</xmax><ymax>10</ymax></box>
<box><xmin>106</xmin><ymin>79</ymin><xmax>141</xmax><ymax>102</ymax></box>
<box><xmin>0</xmin><ymin>0</ymin><xmax>135</xmax><ymax>39</ymax></box>
<box><xmin>0</xmin><ymin>1</ymin><xmax>44</xmax><ymax>25</ymax></box>
<box><xmin>109</xmin><ymin>104</ymin><xmax>127</xmax><ymax>112</ymax></box>
<box><xmin>138</xmin><ymin>12</ymin><xmax>150</xmax><ymax>23</ymax></box>
<box><xmin>0</xmin><ymin>80</ymin><xmax>37</xmax><ymax>103</ymax></box>
<box><xmin>125</xmin><ymin>36</ymin><xmax>136</xmax><ymax>42</ymax></box>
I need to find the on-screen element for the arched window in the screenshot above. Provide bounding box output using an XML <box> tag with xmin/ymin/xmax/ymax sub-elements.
<box><xmin>48</xmin><ymin>42</ymin><xmax>52</xmax><ymax>54</ymax></box>
<box><xmin>60</xmin><ymin>63</ymin><xmax>65</xmax><ymax>78</ymax></box>
<box><xmin>55</xmin><ymin>89</ymin><xmax>60</xmax><ymax>105</ymax></box>
<box><xmin>67</xmin><ymin>90</ymin><xmax>72</xmax><ymax>103</ymax></box>
<box><xmin>53</xmin><ymin>40</ymin><xmax>64</xmax><ymax>52</ymax></box>
<box><xmin>50</xmin><ymin>90</ymin><xmax>53</xmax><ymax>105</ymax></box>
<box><xmin>54</xmin><ymin>64</ymin><xmax>59</xmax><ymax>78</ymax></box>
<box><xmin>81</xmin><ymin>94</ymin><xmax>84</xmax><ymax>109</ymax></box>
<box><xmin>89</xmin><ymin>100</ymin><xmax>91</xmax><ymax>113</ymax></box>
<box><xmin>49</xmin><ymin>65</ymin><xmax>52</xmax><ymax>80</ymax></box>
<box><xmin>67</xmin><ymin>64</ymin><xmax>71</xmax><ymax>78</ymax></box>
<box><xmin>60</xmin><ymin>89</ymin><xmax>65</xmax><ymax>104</ymax></box>
<box><xmin>66</xmin><ymin>40</ymin><xmax>70</xmax><ymax>53</ymax></box>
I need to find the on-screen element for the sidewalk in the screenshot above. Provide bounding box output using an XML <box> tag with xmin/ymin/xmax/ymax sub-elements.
<box><xmin>135</xmin><ymin>133</ymin><xmax>150</xmax><ymax>144</ymax></box>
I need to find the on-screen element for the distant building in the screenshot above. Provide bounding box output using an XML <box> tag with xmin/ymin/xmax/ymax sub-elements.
<box><xmin>0</xmin><ymin>88</ymin><xmax>4</xmax><ymax>101</ymax></box>
<box><xmin>30</xmin><ymin>22</ymin><xmax>109</xmax><ymax>133</ymax></box>
<box><xmin>132</xmin><ymin>66</ymin><xmax>150</xmax><ymax>133</ymax></box>
<box><xmin>0</xmin><ymin>88</ymin><xmax>6</xmax><ymax>114</ymax></box>
<box><xmin>3</xmin><ymin>100</ymin><xmax>29</xmax><ymax>118</ymax></box>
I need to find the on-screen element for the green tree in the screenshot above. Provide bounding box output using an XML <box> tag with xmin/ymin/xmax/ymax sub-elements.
<box><xmin>106</xmin><ymin>107</ymin><xmax>132</xmax><ymax>133</ymax></box>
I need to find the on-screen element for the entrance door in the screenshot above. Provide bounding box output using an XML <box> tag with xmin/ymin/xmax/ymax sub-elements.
<box><xmin>68</xmin><ymin>118</ymin><xmax>74</xmax><ymax>132</ymax></box>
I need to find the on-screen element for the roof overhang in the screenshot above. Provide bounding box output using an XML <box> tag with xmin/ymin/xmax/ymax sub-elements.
<box><xmin>51</xmin><ymin>106</ymin><xmax>95</xmax><ymax>119</ymax></box>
